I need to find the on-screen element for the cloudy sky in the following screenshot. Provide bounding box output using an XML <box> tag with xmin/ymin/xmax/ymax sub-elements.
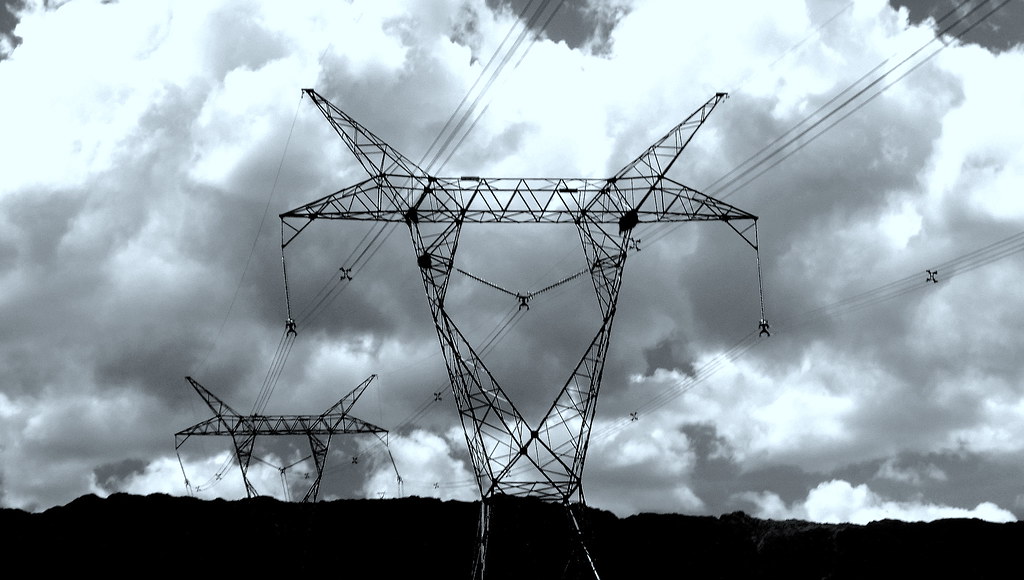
<box><xmin>2</xmin><ymin>0</ymin><xmax>1024</xmax><ymax>524</ymax></box>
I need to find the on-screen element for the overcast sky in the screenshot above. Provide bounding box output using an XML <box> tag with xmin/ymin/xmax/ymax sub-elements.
<box><xmin>2</xmin><ymin>0</ymin><xmax>1024</xmax><ymax>524</ymax></box>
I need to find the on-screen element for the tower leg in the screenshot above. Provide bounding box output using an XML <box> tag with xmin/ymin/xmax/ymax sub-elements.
<box><xmin>232</xmin><ymin>433</ymin><xmax>258</xmax><ymax>498</ymax></box>
<box><xmin>407</xmin><ymin>218</ymin><xmax>529</xmax><ymax>496</ymax></box>
<box><xmin>302</xmin><ymin>433</ymin><xmax>330</xmax><ymax>502</ymax></box>
<box><xmin>472</xmin><ymin>497</ymin><xmax>492</xmax><ymax>580</ymax></box>
<box><xmin>564</xmin><ymin>501</ymin><xmax>601</xmax><ymax>579</ymax></box>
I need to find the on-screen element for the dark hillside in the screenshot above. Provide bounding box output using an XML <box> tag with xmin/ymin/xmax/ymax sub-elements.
<box><xmin>3</xmin><ymin>493</ymin><xmax>1021</xmax><ymax>578</ymax></box>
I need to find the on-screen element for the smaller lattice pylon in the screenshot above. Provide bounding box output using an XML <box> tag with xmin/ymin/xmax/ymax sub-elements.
<box><xmin>175</xmin><ymin>374</ymin><xmax>389</xmax><ymax>502</ymax></box>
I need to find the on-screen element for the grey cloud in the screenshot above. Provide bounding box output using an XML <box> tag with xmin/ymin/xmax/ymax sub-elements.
<box><xmin>642</xmin><ymin>336</ymin><xmax>698</xmax><ymax>378</ymax></box>
<box><xmin>484</xmin><ymin>0</ymin><xmax>630</xmax><ymax>53</ymax></box>
<box><xmin>0</xmin><ymin>0</ymin><xmax>24</xmax><ymax>58</ymax></box>
<box><xmin>93</xmin><ymin>458</ymin><xmax>148</xmax><ymax>494</ymax></box>
<box><xmin>831</xmin><ymin>449</ymin><xmax>1024</xmax><ymax>520</ymax></box>
<box><xmin>893</xmin><ymin>0</ymin><xmax>1024</xmax><ymax>53</ymax></box>
<box><xmin>639</xmin><ymin>423</ymin><xmax>1024</xmax><ymax>521</ymax></box>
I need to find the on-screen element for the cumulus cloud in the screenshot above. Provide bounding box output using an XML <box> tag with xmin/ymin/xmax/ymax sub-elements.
<box><xmin>738</xmin><ymin>479</ymin><xmax>1016</xmax><ymax>524</ymax></box>
<box><xmin>130</xmin><ymin>451</ymin><xmax>293</xmax><ymax>501</ymax></box>
<box><xmin>361</xmin><ymin>428</ymin><xmax>477</xmax><ymax>502</ymax></box>
<box><xmin>1</xmin><ymin>0</ymin><xmax>1023</xmax><ymax>523</ymax></box>
<box><xmin>585</xmin><ymin>417</ymin><xmax>705</xmax><ymax>516</ymax></box>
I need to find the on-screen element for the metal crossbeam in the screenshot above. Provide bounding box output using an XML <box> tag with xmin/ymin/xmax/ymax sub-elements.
<box><xmin>281</xmin><ymin>176</ymin><xmax>756</xmax><ymax>246</ymax></box>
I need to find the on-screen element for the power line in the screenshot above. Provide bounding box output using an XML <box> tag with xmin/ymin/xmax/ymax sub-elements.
<box><xmin>469</xmin><ymin>2</ymin><xmax>1018</xmax><ymax>492</ymax></box>
<box><xmin>283</xmin><ymin>2</ymin><xmax>568</xmax><ymax>334</ymax></box>
<box><xmin>185</xmin><ymin>4</ymin><xmax>573</xmax><ymax>494</ymax></box>
<box><xmin>589</xmin><ymin>222</ymin><xmax>1024</xmax><ymax>449</ymax></box>
<box><xmin>712</xmin><ymin>0</ymin><xmax>1006</xmax><ymax>201</ymax></box>
<box><xmin>280</xmin><ymin>2</ymin><xmax>1018</xmax><ymax>503</ymax></box>
<box><xmin>432</xmin><ymin>0</ymin><xmax>567</xmax><ymax>174</ymax></box>
<box><xmin>410</xmin><ymin>217</ymin><xmax>1024</xmax><ymax>493</ymax></box>
<box><xmin>726</xmin><ymin>2</ymin><xmax>855</xmax><ymax>97</ymax></box>
<box><xmin>192</xmin><ymin>96</ymin><xmax>303</xmax><ymax>377</ymax></box>
<box><xmin>420</xmin><ymin>0</ymin><xmax>566</xmax><ymax>173</ymax></box>
<box><xmin>641</xmin><ymin>0</ymin><xmax>1007</xmax><ymax>251</ymax></box>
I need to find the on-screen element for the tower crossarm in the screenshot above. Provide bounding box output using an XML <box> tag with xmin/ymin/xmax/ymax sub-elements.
<box><xmin>175</xmin><ymin>379</ymin><xmax>387</xmax><ymax>442</ymax></box>
<box><xmin>175</xmin><ymin>415</ymin><xmax>254</xmax><ymax>445</ymax></box>
<box><xmin>281</xmin><ymin>176</ymin><xmax>757</xmax><ymax>241</ymax></box>
<box><xmin>308</xmin><ymin>413</ymin><xmax>388</xmax><ymax>435</ymax></box>
<box><xmin>302</xmin><ymin>88</ymin><xmax>428</xmax><ymax>179</ymax></box>
<box><xmin>176</xmin><ymin>411</ymin><xmax>386</xmax><ymax>437</ymax></box>
<box><xmin>606</xmin><ymin>92</ymin><xmax>729</xmax><ymax>210</ymax></box>
<box><xmin>185</xmin><ymin>376</ymin><xmax>241</xmax><ymax>417</ymax></box>
<box><xmin>322</xmin><ymin>374</ymin><xmax>377</xmax><ymax>416</ymax></box>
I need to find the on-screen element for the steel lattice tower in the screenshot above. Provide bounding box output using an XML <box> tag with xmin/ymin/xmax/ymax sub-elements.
<box><xmin>281</xmin><ymin>89</ymin><xmax>764</xmax><ymax>578</ymax></box>
<box><xmin>175</xmin><ymin>374</ymin><xmax>392</xmax><ymax>502</ymax></box>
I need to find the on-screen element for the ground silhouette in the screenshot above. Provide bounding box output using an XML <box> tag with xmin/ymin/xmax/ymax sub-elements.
<box><xmin>3</xmin><ymin>493</ymin><xmax>1020</xmax><ymax>578</ymax></box>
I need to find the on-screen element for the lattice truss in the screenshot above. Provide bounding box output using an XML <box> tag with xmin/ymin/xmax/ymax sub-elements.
<box><xmin>175</xmin><ymin>374</ymin><xmax>389</xmax><ymax>502</ymax></box>
<box><xmin>280</xmin><ymin>88</ymin><xmax>763</xmax><ymax>577</ymax></box>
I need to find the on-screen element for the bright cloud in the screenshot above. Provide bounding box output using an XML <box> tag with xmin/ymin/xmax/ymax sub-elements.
<box><xmin>739</xmin><ymin>479</ymin><xmax>1016</xmax><ymax>524</ymax></box>
<box><xmin>361</xmin><ymin>428</ymin><xmax>477</xmax><ymax>502</ymax></box>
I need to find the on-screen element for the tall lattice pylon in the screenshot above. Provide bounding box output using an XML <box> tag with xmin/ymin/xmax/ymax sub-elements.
<box><xmin>281</xmin><ymin>89</ymin><xmax>765</xmax><ymax>578</ymax></box>
<box><xmin>175</xmin><ymin>374</ymin><xmax>395</xmax><ymax>502</ymax></box>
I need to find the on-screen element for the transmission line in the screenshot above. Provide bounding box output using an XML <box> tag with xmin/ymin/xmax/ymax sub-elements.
<box><xmin>352</xmin><ymin>268</ymin><xmax>592</xmax><ymax>479</ymax></box>
<box><xmin>422</xmin><ymin>217</ymin><xmax>1024</xmax><ymax>494</ymax></box>
<box><xmin>184</xmin><ymin>2</ymin><xmax>571</xmax><ymax>490</ymax></box>
<box><xmin>192</xmin><ymin>95</ymin><xmax>303</xmax><ymax>378</ymax></box>
<box><xmin>725</xmin><ymin>2</ymin><xmax>855</xmax><ymax>97</ymax></box>
<box><xmin>588</xmin><ymin>222</ymin><xmax>1024</xmax><ymax>449</ymax></box>
<box><xmin>270</xmin><ymin>5</ymin><xmax>576</xmax><ymax>465</ymax></box>
<box><xmin>281</xmin><ymin>2</ymin><xmax>567</xmax><ymax>338</ymax></box>
<box><xmin>421</xmin><ymin>0</ymin><xmax>566</xmax><ymax>173</ymax></box>
<box><xmin>590</xmin><ymin>0</ymin><xmax>1018</xmax><ymax>436</ymax></box>
<box><xmin>532</xmin><ymin>0</ymin><xmax>928</xmax><ymax>300</ymax></box>
<box><xmin>640</xmin><ymin>0</ymin><xmax>1008</xmax><ymax>252</ymax></box>
<box><xmin>433</xmin><ymin>1</ymin><xmax>567</xmax><ymax>173</ymax></box>
<box><xmin>712</xmin><ymin>0</ymin><xmax>1011</xmax><ymax>202</ymax></box>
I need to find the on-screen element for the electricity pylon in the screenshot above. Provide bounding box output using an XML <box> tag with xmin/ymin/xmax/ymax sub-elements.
<box><xmin>281</xmin><ymin>88</ymin><xmax>764</xmax><ymax>578</ymax></box>
<box><xmin>175</xmin><ymin>374</ymin><xmax>395</xmax><ymax>502</ymax></box>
